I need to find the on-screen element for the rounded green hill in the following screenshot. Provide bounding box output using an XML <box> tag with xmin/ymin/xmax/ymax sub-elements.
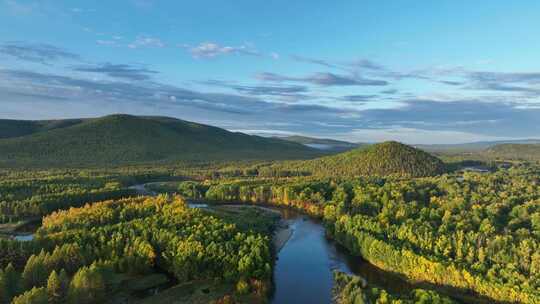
<box><xmin>0</xmin><ymin>114</ymin><xmax>320</xmax><ymax>166</ymax></box>
<box><xmin>275</xmin><ymin>141</ymin><xmax>446</xmax><ymax>177</ymax></box>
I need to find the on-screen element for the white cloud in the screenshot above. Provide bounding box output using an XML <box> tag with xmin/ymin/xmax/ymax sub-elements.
<box><xmin>229</xmin><ymin>129</ymin><xmax>298</xmax><ymax>136</ymax></box>
<box><xmin>345</xmin><ymin>128</ymin><xmax>512</xmax><ymax>145</ymax></box>
<box><xmin>96</xmin><ymin>40</ymin><xmax>117</xmax><ymax>46</ymax></box>
<box><xmin>128</xmin><ymin>36</ymin><xmax>165</xmax><ymax>49</ymax></box>
<box><xmin>186</xmin><ymin>42</ymin><xmax>260</xmax><ymax>58</ymax></box>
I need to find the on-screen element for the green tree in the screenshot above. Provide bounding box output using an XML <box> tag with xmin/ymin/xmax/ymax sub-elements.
<box><xmin>11</xmin><ymin>287</ymin><xmax>48</xmax><ymax>304</ymax></box>
<box><xmin>0</xmin><ymin>269</ymin><xmax>6</xmax><ymax>304</ymax></box>
<box><xmin>235</xmin><ymin>279</ymin><xmax>250</xmax><ymax>295</ymax></box>
<box><xmin>46</xmin><ymin>270</ymin><xmax>67</xmax><ymax>304</ymax></box>
<box><xmin>22</xmin><ymin>255</ymin><xmax>48</xmax><ymax>289</ymax></box>
<box><xmin>67</xmin><ymin>265</ymin><xmax>105</xmax><ymax>304</ymax></box>
<box><xmin>58</xmin><ymin>269</ymin><xmax>70</xmax><ymax>297</ymax></box>
<box><xmin>3</xmin><ymin>263</ymin><xmax>21</xmax><ymax>303</ymax></box>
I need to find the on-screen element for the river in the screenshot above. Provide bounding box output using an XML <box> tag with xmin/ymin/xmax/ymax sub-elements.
<box><xmin>270</xmin><ymin>209</ymin><xmax>417</xmax><ymax>304</ymax></box>
<box><xmin>124</xmin><ymin>184</ymin><xmax>486</xmax><ymax>303</ymax></box>
<box><xmin>2</xmin><ymin>183</ymin><xmax>486</xmax><ymax>303</ymax></box>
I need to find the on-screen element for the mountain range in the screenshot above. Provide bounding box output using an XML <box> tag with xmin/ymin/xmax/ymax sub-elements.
<box><xmin>0</xmin><ymin>114</ymin><xmax>321</xmax><ymax>166</ymax></box>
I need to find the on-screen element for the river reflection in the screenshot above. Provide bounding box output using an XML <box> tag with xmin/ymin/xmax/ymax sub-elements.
<box><xmin>270</xmin><ymin>209</ymin><xmax>417</xmax><ymax>304</ymax></box>
<box><xmin>13</xmin><ymin>234</ymin><xmax>34</xmax><ymax>241</ymax></box>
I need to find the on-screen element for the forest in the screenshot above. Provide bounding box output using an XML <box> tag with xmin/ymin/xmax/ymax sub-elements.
<box><xmin>3</xmin><ymin>0</ymin><xmax>540</xmax><ymax>302</ymax></box>
<box><xmin>332</xmin><ymin>271</ymin><xmax>456</xmax><ymax>304</ymax></box>
<box><xmin>254</xmin><ymin>141</ymin><xmax>447</xmax><ymax>178</ymax></box>
<box><xmin>165</xmin><ymin>164</ymin><xmax>540</xmax><ymax>303</ymax></box>
<box><xmin>0</xmin><ymin>195</ymin><xmax>275</xmax><ymax>303</ymax></box>
<box><xmin>1</xmin><ymin>152</ymin><xmax>540</xmax><ymax>303</ymax></box>
<box><xmin>0</xmin><ymin>115</ymin><xmax>320</xmax><ymax>167</ymax></box>
<box><xmin>0</xmin><ymin>168</ymin><xmax>187</xmax><ymax>224</ymax></box>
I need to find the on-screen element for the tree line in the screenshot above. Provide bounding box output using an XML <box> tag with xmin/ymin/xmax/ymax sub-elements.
<box><xmin>0</xmin><ymin>168</ymin><xmax>191</xmax><ymax>223</ymax></box>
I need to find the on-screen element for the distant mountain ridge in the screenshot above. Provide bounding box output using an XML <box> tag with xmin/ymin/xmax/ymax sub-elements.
<box><xmin>0</xmin><ymin>114</ymin><xmax>322</xmax><ymax>167</ymax></box>
<box><xmin>279</xmin><ymin>135</ymin><xmax>361</xmax><ymax>152</ymax></box>
<box><xmin>416</xmin><ymin>139</ymin><xmax>540</xmax><ymax>153</ymax></box>
<box><xmin>0</xmin><ymin>118</ymin><xmax>85</xmax><ymax>139</ymax></box>
<box><xmin>485</xmin><ymin>143</ymin><xmax>540</xmax><ymax>161</ymax></box>
<box><xmin>281</xmin><ymin>136</ymin><xmax>540</xmax><ymax>155</ymax></box>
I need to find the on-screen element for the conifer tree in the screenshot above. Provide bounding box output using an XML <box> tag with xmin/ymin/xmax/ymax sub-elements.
<box><xmin>22</xmin><ymin>255</ymin><xmax>47</xmax><ymax>289</ymax></box>
<box><xmin>3</xmin><ymin>263</ymin><xmax>21</xmax><ymax>303</ymax></box>
<box><xmin>0</xmin><ymin>269</ymin><xmax>6</xmax><ymax>304</ymax></box>
<box><xmin>11</xmin><ymin>287</ymin><xmax>48</xmax><ymax>304</ymax></box>
<box><xmin>58</xmin><ymin>269</ymin><xmax>70</xmax><ymax>300</ymax></box>
<box><xmin>68</xmin><ymin>265</ymin><xmax>105</xmax><ymax>304</ymax></box>
<box><xmin>46</xmin><ymin>270</ymin><xmax>62</xmax><ymax>304</ymax></box>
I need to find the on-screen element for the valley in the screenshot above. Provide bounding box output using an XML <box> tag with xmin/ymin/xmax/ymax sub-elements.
<box><xmin>4</xmin><ymin>2</ymin><xmax>540</xmax><ymax>303</ymax></box>
<box><xmin>0</xmin><ymin>129</ymin><xmax>540</xmax><ymax>303</ymax></box>
<box><xmin>1</xmin><ymin>127</ymin><xmax>539</xmax><ymax>303</ymax></box>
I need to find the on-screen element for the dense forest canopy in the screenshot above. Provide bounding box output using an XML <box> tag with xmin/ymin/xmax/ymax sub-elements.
<box><xmin>333</xmin><ymin>271</ymin><xmax>456</xmax><ymax>304</ymax></box>
<box><xmin>0</xmin><ymin>115</ymin><xmax>321</xmax><ymax>167</ymax></box>
<box><xmin>3</xmin><ymin>0</ymin><xmax>540</xmax><ymax>302</ymax></box>
<box><xmin>487</xmin><ymin>143</ymin><xmax>540</xmax><ymax>161</ymax></box>
<box><xmin>169</xmin><ymin>164</ymin><xmax>540</xmax><ymax>303</ymax></box>
<box><xmin>259</xmin><ymin>141</ymin><xmax>447</xmax><ymax>178</ymax></box>
<box><xmin>1</xmin><ymin>147</ymin><xmax>540</xmax><ymax>303</ymax></box>
<box><xmin>1</xmin><ymin>195</ymin><xmax>274</xmax><ymax>303</ymax></box>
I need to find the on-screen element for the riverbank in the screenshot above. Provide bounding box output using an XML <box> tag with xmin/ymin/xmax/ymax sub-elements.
<box><xmin>0</xmin><ymin>217</ymin><xmax>40</xmax><ymax>240</ymax></box>
<box><xmin>123</xmin><ymin>183</ymin><xmax>488</xmax><ymax>303</ymax></box>
<box><xmin>273</xmin><ymin>220</ymin><xmax>293</xmax><ymax>252</ymax></box>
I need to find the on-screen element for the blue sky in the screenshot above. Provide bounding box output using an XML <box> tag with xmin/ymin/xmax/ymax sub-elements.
<box><xmin>1</xmin><ymin>0</ymin><xmax>540</xmax><ymax>144</ymax></box>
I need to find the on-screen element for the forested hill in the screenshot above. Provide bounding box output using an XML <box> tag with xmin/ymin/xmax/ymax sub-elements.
<box><xmin>486</xmin><ymin>143</ymin><xmax>540</xmax><ymax>161</ymax></box>
<box><xmin>264</xmin><ymin>141</ymin><xmax>446</xmax><ymax>177</ymax></box>
<box><xmin>0</xmin><ymin>114</ymin><xmax>322</xmax><ymax>167</ymax></box>
<box><xmin>416</xmin><ymin>139</ymin><xmax>540</xmax><ymax>153</ymax></box>
<box><xmin>0</xmin><ymin>118</ymin><xmax>84</xmax><ymax>139</ymax></box>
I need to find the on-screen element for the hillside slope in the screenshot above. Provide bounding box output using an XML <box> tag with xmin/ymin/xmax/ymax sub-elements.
<box><xmin>266</xmin><ymin>141</ymin><xmax>446</xmax><ymax>177</ymax></box>
<box><xmin>0</xmin><ymin>114</ymin><xmax>321</xmax><ymax>166</ymax></box>
<box><xmin>417</xmin><ymin>139</ymin><xmax>540</xmax><ymax>153</ymax></box>
<box><xmin>486</xmin><ymin>143</ymin><xmax>540</xmax><ymax>161</ymax></box>
<box><xmin>0</xmin><ymin>118</ymin><xmax>84</xmax><ymax>139</ymax></box>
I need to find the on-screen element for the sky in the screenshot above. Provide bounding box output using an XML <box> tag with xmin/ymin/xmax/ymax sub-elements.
<box><xmin>1</xmin><ymin>0</ymin><xmax>540</xmax><ymax>144</ymax></box>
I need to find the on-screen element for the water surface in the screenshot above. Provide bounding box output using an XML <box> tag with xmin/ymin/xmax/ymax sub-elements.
<box><xmin>13</xmin><ymin>234</ymin><xmax>34</xmax><ymax>241</ymax></box>
<box><xmin>270</xmin><ymin>209</ymin><xmax>423</xmax><ymax>304</ymax></box>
